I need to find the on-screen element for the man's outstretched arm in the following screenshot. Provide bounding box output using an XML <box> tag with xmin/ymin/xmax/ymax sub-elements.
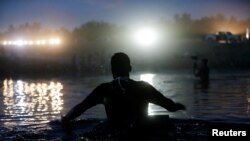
<box><xmin>145</xmin><ymin>82</ymin><xmax>186</xmax><ymax>112</ymax></box>
<box><xmin>62</xmin><ymin>85</ymin><xmax>104</xmax><ymax>122</ymax></box>
<box><xmin>62</xmin><ymin>97</ymin><xmax>94</xmax><ymax>122</ymax></box>
<box><xmin>152</xmin><ymin>93</ymin><xmax>185</xmax><ymax>112</ymax></box>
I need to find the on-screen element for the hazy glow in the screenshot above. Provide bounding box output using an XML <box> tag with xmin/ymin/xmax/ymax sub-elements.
<box><xmin>2</xmin><ymin>79</ymin><xmax>64</xmax><ymax>124</ymax></box>
<box><xmin>54</xmin><ymin>38</ymin><xmax>61</xmax><ymax>45</ymax></box>
<box><xmin>2</xmin><ymin>38</ymin><xmax>61</xmax><ymax>47</ymax></box>
<box><xmin>134</xmin><ymin>27</ymin><xmax>158</xmax><ymax>47</ymax></box>
<box><xmin>23</xmin><ymin>41</ymin><xmax>28</xmax><ymax>45</ymax></box>
<box><xmin>247</xmin><ymin>28</ymin><xmax>249</xmax><ymax>39</ymax></box>
<box><xmin>16</xmin><ymin>40</ymin><xmax>24</xmax><ymax>46</ymax></box>
<box><xmin>28</xmin><ymin>41</ymin><xmax>33</xmax><ymax>45</ymax></box>
<box><xmin>41</xmin><ymin>40</ymin><xmax>46</xmax><ymax>45</ymax></box>
<box><xmin>36</xmin><ymin>40</ymin><xmax>41</xmax><ymax>45</ymax></box>
<box><xmin>3</xmin><ymin>41</ymin><xmax>7</xmax><ymax>45</ymax></box>
<box><xmin>49</xmin><ymin>38</ymin><xmax>61</xmax><ymax>45</ymax></box>
<box><xmin>140</xmin><ymin>73</ymin><xmax>155</xmax><ymax>85</ymax></box>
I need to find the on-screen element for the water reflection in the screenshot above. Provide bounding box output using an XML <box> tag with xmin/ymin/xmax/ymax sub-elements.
<box><xmin>140</xmin><ymin>73</ymin><xmax>156</xmax><ymax>115</ymax></box>
<box><xmin>2</xmin><ymin>79</ymin><xmax>63</xmax><ymax>124</ymax></box>
<box><xmin>140</xmin><ymin>73</ymin><xmax>155</xmax><ymax>85</ymax></box>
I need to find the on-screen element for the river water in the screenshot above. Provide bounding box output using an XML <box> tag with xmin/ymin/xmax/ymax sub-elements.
<box><xmin>0</xmin><ymin>70</ymin><xmax>250</xmax><ymax>140</ymax></box>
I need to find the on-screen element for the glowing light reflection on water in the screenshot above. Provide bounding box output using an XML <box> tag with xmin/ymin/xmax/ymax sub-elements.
<box><xmin>2</xmin><ymin>79</ymin><xmax>63</xmax><ymax>125</ymax></box>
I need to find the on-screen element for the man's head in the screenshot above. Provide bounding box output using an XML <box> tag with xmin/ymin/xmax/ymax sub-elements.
<box><xmin>111</xmin><ymin>52</ymin><xmax>131</xmax><ymax>78</ymax></box>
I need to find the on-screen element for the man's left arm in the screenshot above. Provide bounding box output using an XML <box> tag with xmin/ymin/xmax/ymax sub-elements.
<box><xmin>146</xmin><ymin>83</ymin><xmax>186</xmax><ymax>112</ymax></box>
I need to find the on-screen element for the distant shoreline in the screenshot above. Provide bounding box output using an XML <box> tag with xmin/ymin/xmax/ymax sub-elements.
<box><xmin>0</xmin><ymin>41</ymin><xmax>250</xmax><ymax>78</ymax></box>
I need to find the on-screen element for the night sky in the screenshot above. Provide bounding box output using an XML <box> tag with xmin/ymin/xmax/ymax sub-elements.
<box><xmin>1</xmin><ymin>0</ymin><xmax>250</xmax><ymax>32</ymax></box>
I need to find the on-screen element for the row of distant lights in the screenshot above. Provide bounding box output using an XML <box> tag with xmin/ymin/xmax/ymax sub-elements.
<box><xmin>2</xmin><ymin>38</ymin><xmax>61</xmax><ymax>46</ymax></box>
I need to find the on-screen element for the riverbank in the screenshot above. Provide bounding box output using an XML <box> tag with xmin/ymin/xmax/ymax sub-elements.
<box><xmin>0</xmin><ymin>41</ymin><xmax>250</xmax><ymax>78</ymax></box>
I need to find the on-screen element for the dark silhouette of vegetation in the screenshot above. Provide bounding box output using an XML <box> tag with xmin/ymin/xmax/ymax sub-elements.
<box><xmin>169</xmin><ymin>13</ymin><xmax>250</xmax><ymax>39</ymax></box>
<box><xmin>0</xmin><ymin>14</ymin><xmax>250</xmax><ymax>77</ymax></box>
<box><xmin>1</xmin><ymin>13</ymin><xmax>249</xmax><ymax>44</ymax></box>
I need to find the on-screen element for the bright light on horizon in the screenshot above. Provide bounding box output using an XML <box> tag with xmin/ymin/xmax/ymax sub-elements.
<box><xmin>3</xmin><ymin>41</ymin><xmax>7</xmax><ymax>45</ymax></box>
<box><xmin>133</xmin><ymin>27</ymin><xmax>159</xmax><ymax>48</ymax></box>
<box><xmin>2</xmin><ymin>38</ymin><xmax>62</xmax><ymax>47</ymax></box>
<box><xmin>16</xmin><ymin>40</ymin><xmax>24</xmax><ymax>46</ymax></box>
<box><xmin>247</xmin><ymin>28</ymin><xmax>249</xmax><ymax>39</ymax></box>
<box><xmin>36</xmin><ymin>40</ymin><xmax>41</xmax><ymax>45</ymax></box>
<box><xmin>49</xmin><ymin>38</ymin><xmax>61</xmax><ymax>45</ymax></box>
<box><xmin>140</xmin><ymin>73</ymin><xmax>155</xmax><ymax>85</ymax></box>
<box><xmin>28</xmin><ymin>41</ymin><xmax>33</xmax><ymax>45</ymax></box>
<box><xmin>41</xmin><ymin>40</ymin><xmax>46</xmax><ymax>45</ymax></box>
<box><xmin>54</xmin><ymin>38</ymin><xmax>61</xmax><ymax>45</ymax></box>
<box><xmin>24</xmin><ymin>41</ymin><xmax>28</xmax><ymax>45</ymax></box>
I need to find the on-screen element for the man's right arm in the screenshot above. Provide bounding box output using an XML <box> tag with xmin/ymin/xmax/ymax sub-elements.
<box><xmin>62</xmin><ymin>84</ymin><xmax>104</xmax><ymax>122</ymax></box>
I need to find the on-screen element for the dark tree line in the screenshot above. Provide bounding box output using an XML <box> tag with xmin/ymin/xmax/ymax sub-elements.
<box><xmin>1</xmin><ymin>13</ymin><xmax>249</xmax><ymax>46</ymax></box>
<box><xmin>0</xmin><ymin>14</ymin><xmax>250</xmax><ymax>76</ymax></box>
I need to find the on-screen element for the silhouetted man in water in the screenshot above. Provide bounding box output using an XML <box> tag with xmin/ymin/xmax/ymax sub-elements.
<box><xmin>62</xmin><ymin>53</ymin><xmax>185</xmax><ymax>131</ymax></box>
<box><xmin>193</xmin><ymin>58</ymin><xmax>210</xmax><ymax>83</ymax></box>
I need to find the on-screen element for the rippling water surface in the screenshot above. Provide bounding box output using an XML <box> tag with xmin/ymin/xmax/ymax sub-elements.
<box><xmin>0</xmin><ymin>70</ymin><xmax>250</xmax><ymax>140</ymax></box>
